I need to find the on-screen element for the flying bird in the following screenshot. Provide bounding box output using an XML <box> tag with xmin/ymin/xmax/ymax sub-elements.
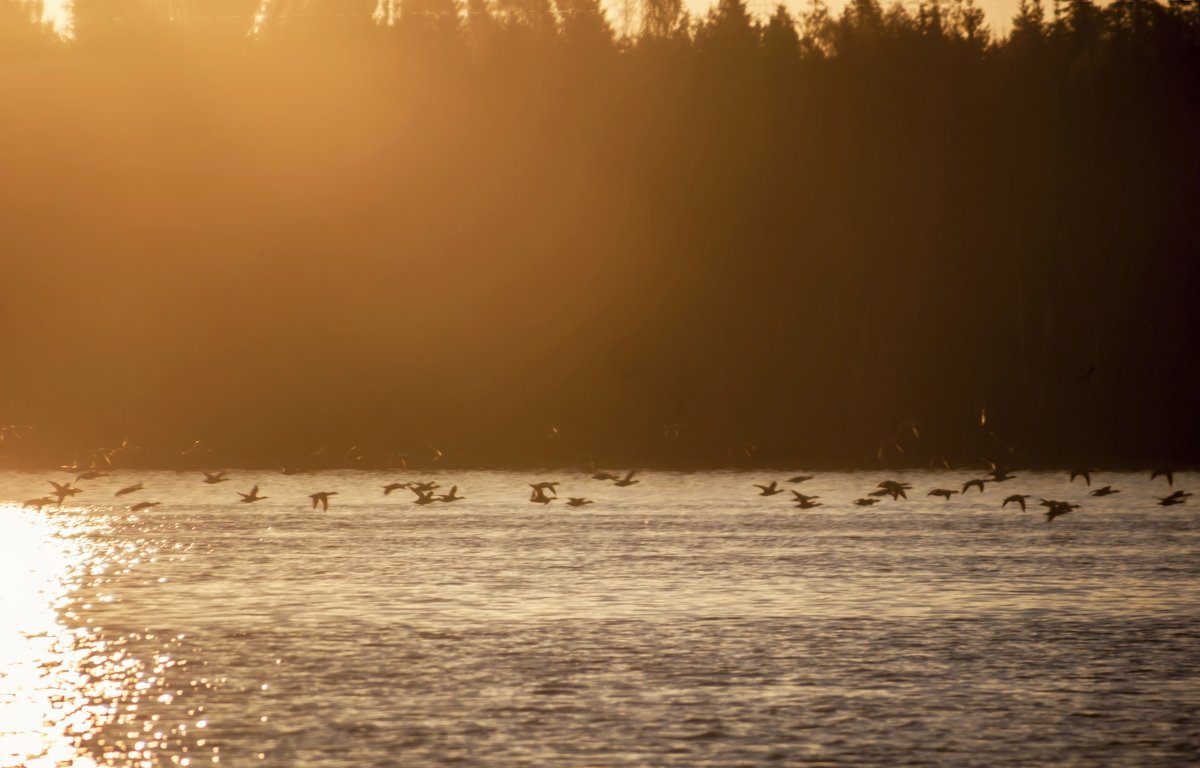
<box><xmin>129</xmin><ymin>501</ymin><xmax>161</xmax><ymax>512</ymax></box>
<box><xmin>927</xmin><ymin>488</ymin><xmax>957</xmax><ymax>500</ymax></box>
<box><xmin>76</xmin><ymin>470</ymin><xmax>107</xmax><ymax>481</ymax></box>
<box><xmin>591</xmin><ymin>471</ymin><xmax>620</xmax><ymax>481</ymax></box>
<box><xmin>238</xmin><ymin>485</ymin><xmax>267</xmax><ymax>503</ymax></box>
<box><xmin>413</xmin><ymin>488</ymin><xmax>438</xmax><ymax>505</ymax></box>
<box><xmin>529</xmin><ymin>486</ymin><xmax>556</xmax><ymax>504</ymax></box>
<box><xmin>613</xmin><ymin>470</ymin><xmax>640</xmax><ymax>487</ymax></box>
<box><xmin>48</xmin><ymin>481</ymin><xmax>81</xmax><ymax>504</ymax></box>
<box><xmin>438</xmin><ymin>486</ymin><xmax>464</xmax><ymax>502</ymax></box>
<box><xmin>985</xmin><ymin>462</ymin><xmax>1018</xmax><ymax>482</ymax></box>
<box><xmin>1157</xmin><ymin>495</ymin><xmax>1187</xmax><ymax>507</ymax></box>
<box><xmin>566</xmin><ymin>497</ymin><xmax>593</xmax><ymax>507</ymax></box>
<box><xmin>791</xmin><ymin>491</ymin><xmax>820</xmax><ymax>503</ymax></box>
<box><xmin>853</xmin><ymin>498</ymin><xmax>880</xmax><ymax>506</ymax></box>
<box><xmin>962</xmin><ymin>478</ymin><xmax>987</xmax><ymax>494</ymax></box>
<box><xmin>794</xmin><ymin>498</ymin><xmax>822</xmax><ymax>509</ymax></box>
<box><xmin>181</xmin><ymin>440</ymin><xmax>211</xmax><ymax>457</ymax></box>
<box><xmin>530</xmin><ymin>481</ymin><xmax>560</xmax><ymax>495</ymax></box>
<box><xmin>1089</xmin><ymin>486</ymin><xmax>1120</xmax><ymax>497</ymax></box>
<box><xmin>309</xmin><ymin>491</ymin><xmax>337</xmax><ymax>511</ymax></box>
<box><xmin>0</xmin><ymin>425</ymin><xmax>32</xmax><ymax>442</ymax></box>
<box><xmin>1002</xmin><ymin>494</ymin><xmax>1030</xmax><ymax>511</ymax></box>
<box><xmin>382</xmin><ymin>482</ymin><xmax>410</xmax><ymax>495</ymax></box>
<box><xmin>876</xmin><ymin>480</ymin><xmax>911</xmax><ymax>500</ymax></box>
<box><xmin>1042</xmin><ymin>499</ymin><xmax>1078</xmax><ymax>522</ymax></box>
<box><xmin>789</xmin><ymin>475</ymin><xmax>813</xmax><ymax>484</ymax></box>
<box><xmin>1151</xmin><ymin>469</ymin><xmax>1174</xmax><ymax>486</ymax></box>
<box><xmin>1069</xmin><ymin>469</ymin><xmax>1092</xmax><ymax>486</ymax></box>
<box><xmin>202</xmin><ymin>471</ymin><xmax>230</xmax><ymax>484</ymax></box>
<box><xmin>754</xmin><ymin>481</ymin><xmax>785</xmax><ymax>496</ymax></box>
<box><xmin>114</xmin><ymin>482</ymin><xmax>144</xmax><ymax>497</ymax></box>
<box><xmin>22</xmin><ymin>497</ymin><xmax>56</xmax><ymax>510</ymax></box>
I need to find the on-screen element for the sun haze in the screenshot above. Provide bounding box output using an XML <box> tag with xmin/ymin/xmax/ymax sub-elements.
<box><xmin>1</xmin><ymin>0</ymin><xmax>1197</xmax><ymax>470</ymax></box>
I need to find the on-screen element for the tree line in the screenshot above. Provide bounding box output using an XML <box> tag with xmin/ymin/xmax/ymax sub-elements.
<box><xmin>1</xmin><ymin>0</ymin><xmax>1198</xmax><ymax>469</ymax></box>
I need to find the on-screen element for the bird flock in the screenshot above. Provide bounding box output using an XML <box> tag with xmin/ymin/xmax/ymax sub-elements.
<box><xmin>12</xmin><ymin>467</ymin><xmax>647</xmax><ymax>513</ymax></box>
<box><xmin>753</xmin><ymin>467</ymin><xmax>1190</xmax><ymax>522</ymax></box>
<box><xmin>9</xmin><ymin>464</ymin><xmax>1191</xmax><ymax>523</ymax></box>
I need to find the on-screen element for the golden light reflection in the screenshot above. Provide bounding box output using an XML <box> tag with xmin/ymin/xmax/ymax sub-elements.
<box><xmin>0</xmin><ymin>505</ymin><xmax>96</xmax><ymax>767</ymax></box>
<box><xmin>0</xmin><ymin>501</ymin><xmax>209</xmax><ymax>768</ymax></box>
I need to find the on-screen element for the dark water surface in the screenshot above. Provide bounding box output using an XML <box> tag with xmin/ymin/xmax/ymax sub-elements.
<box><xmin>2</xmin><ymin>470</ymin><xmax>1198</xmax><ymax>766</ymax></box>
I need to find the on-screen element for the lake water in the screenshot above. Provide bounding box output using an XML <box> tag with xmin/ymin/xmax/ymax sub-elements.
<box><xmin>2</xmin><ymin>469</ymin><xmax>1198</xmax><ymax>767</ymax></box>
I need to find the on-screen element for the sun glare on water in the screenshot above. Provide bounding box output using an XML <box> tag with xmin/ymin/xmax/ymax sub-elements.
<box><xmin>0</xmin><ymin>506</ymin><xmax>98</xmax><ymax>768</ymax></box>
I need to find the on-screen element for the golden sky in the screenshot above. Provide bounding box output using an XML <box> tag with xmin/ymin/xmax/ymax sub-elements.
<box><xmin>32</xmin><ymin>0</ymin><xmax>1025</xmax><ymax>42</ymax></box>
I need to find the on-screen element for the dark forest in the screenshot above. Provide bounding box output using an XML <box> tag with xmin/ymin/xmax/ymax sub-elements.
<box><xmin>1</xmin><ymin>0</ymin><xmax>1198</xmax><ymax>470</ymax></box>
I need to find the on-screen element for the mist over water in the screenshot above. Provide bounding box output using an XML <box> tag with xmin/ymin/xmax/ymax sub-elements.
<box><xmin>3</xmin><ymin>469</ymin><xmax>1198</xmax><ymax>766</ymax></box>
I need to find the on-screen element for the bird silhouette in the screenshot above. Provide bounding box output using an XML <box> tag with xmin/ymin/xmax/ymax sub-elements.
<box><xmin>928</xmin><ymin>455</ymin><xmax>953</xmax><ymax>470</ymax></box>
<box><xmin>1089</xmin><ymin>486</ymin><xmax>1120</xmax><ymax>497</ymax></box>
<box><xmin>927</xmin><ymin>488</ymin><xmax>957</xmax><ymax>500</ymax></box>
<box><xmin>48</xmin><ymin>481</ymin><xmax>81</xmax><ymax>504</ymax></box>
<box><xmin>1157</xmin><ymin>494</ymin><xmax>1187</xmax><ymax>507</ymax></box>
<box><xmin>854</xmin><ymin>498</ymin><xmax>880</xmax><ymax>506</ymax></box>
<box><xmin>309</xmin><ymin>491</ymin><xmax>337</xmax><ymax>511</ymax></box>
<box><xmin>202</xmin><ymin>471</ymin><xmax>230</xmax><ymax>484</ymax></box>
<box><xmin>76</xmin><ymin>470</ymin><xmax>107</xmax><ymax>481</ymax></box>
<box><xmin>382</xmin><ymin>482</ymin><xmax>410</xmax><ymax>495</ymax></box>
<box><xmin>0</xmin><ymin>425</ymin><xmax>32</xmax><ymax>442</ymax></box>
<box><xmin>794</xmin><ymin>498</ymin><xmax>822</xmax><ymax>509</ymax></box>
<box><xmin>129</xmin><ymin>501</ymin><xmax>161</xmax><ymax>512</ymax></box>
<box><xmin>985</xmin><ymin>463</ymin><xmax>1018</xmax><ymax>482</ymax></box>
<box><xmin>530</xmin><ymin>481</ymin><xmax>560</xmax><ymax>495</ymax></box>
<box><xmin>591</xmin><ymin>471</ymin><xmax>620</xmax><ymax>481</ymax></box>
<box><xmin>181</xmin><ymin>440</ymin><xmax>211</xmax><ymax>457</ymax></box>
<box><xmin>529</xmin><ymin>486</ymin><xmax>556</xmax><ymax>504</ymax></box>
<box><xmin>566</xmin><ymin>497</ymin><xmax>593</xmax><ymax>507</ymax></box>
<box><xmin>1002</xmin><ymin>494</ymin><xmax>1030</xmax><ymax>511</ymax></box>
<box><xmin>22</xmin><ymin>496</ymin><xmax>56</xmax><ymax>510</ymax></box>
<box><xmin>1151</xmin><ymin>469</ymin><xmax>1174</xmax><ymax>486</ymax></box>
<box><xmin>238</xmin><ymin>485</ymin><xmax>267</xmax><ymax>503</ymax></box>
<box><xmin>875</xmin><ymin>480</ymin><xmax>911</xmax><ymax>500</ymax></box>
<box><xmin>754</xmin><ymin>481</ymin><xmax>785</xmax><ymax>496</ymax></box>
<box><xmin>410</xmin><ymin>480</ymin><xmax>439</xmax><ymax>493</ymax></box>
<box><xmin>1069</xmin><ymin>469</ymin><xmax>1092</xmax><ymax>486</ymax></box>
<box><xmin>413</xmin><ymin>488</ymin><xmax>437</xmax><ymax>505</ymax></box>
<box><xmin>613</xmin><ymin>470</ymin><xmax>640</xmax><ymax>487</ymax></box>
<box><xmin>791</xmin><ymin>491</ymin><xmax>820</xmax><ymax>503</ymax></box>
<box><xmin>1042</xmin><ymin>499</ymin><xmax>1078</xmax><ymax>522</ymax></box>
<box><xmin>114</xmin><ymin>482</ymin><xmax>144</xmax><ymax>497</ymax></box>
<box><xmin>439</xmin><ymin>486</ymin><xmax>464</xmax><ymax>502</ymax></box>
<box><xmin>789</xmin><ymin>475</ymin><xmax>814</xmax><ymax>484</ymax></box>
<box><xmin>962</xmin><ymin>478</ymin><xmax>987</xmax><ymax>494</ymax></box>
